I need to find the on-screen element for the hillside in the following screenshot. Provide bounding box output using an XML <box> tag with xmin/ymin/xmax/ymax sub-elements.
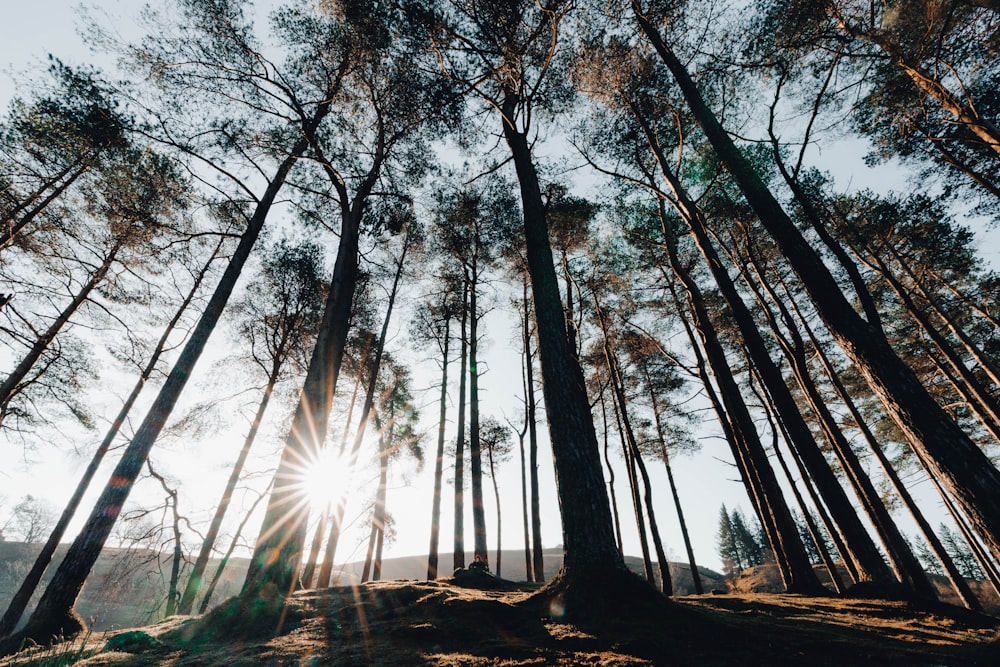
<box><xmin>5</xmin><ymin>541</ymin><xmax>999</xmax><ymax>665</ymax></box>
<box><xmin>1</xmin><ymin>578</ymin><xmax>998</xmax><ymax>666</ymax></box>
<box><xmin>0</xmin><ymin>542</ymin><xmax>722</xmax><ymax>632</ymax></box>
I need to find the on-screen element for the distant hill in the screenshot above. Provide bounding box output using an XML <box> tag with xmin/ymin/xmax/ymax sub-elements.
<box><xmin>336</xmin><ymin>548</ymin><xmax>726</xmax><ymax>595</ymax></box>
<box><xmin>0</xmin><ymin>540</ymin><xmax>723</xmax><ymax>632</ymax></box>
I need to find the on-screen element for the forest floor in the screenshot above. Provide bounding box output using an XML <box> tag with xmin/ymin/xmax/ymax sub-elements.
<box><xmin>2</xmin><ymin>576</ymin><xmax>999</xmax><ymax>666</ymax></box>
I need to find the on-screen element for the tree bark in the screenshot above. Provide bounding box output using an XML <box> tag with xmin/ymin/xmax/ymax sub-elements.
<box><xmin>501</xmin><ymin>90</ymin><xmax>624</xmax><ymax>579</ymax></box>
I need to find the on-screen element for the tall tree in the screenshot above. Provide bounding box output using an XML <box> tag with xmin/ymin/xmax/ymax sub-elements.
<box><xmin>432</xmin><ymin>1</ymin><xmax>630</xmax><ymax>612</ymax></box>
<box><xmin>0</xmin><ymin>237</ymin><xmax>224</xmax><ymax>638</ymax></box>
<box><xmin>480</xmin><ymin>416</ymin><xmax>513</xmax><ymax>577</ymax></box>
<box><xmin>242</xmin><ymin>0</ymin><xmax>457</xmax><ymax>598</ymax></box>
<box><xmin>177</xmin><ymin>239</ymin><xmax>326</xmax><ymax>614</ymax></box>
<box><xmin>3</xmin><ymin>0</ymin><xmax>341</xmax><ymax>645</ymax></box>
<box><xmin>632</xmin><ymin>0</ymin><xmax>1000</xmax><ymax>566</ymax></box>
<box><xmin>417</xmin><ymin>285</ymin><xmax>459</xmax><ymax>580</ymax></box>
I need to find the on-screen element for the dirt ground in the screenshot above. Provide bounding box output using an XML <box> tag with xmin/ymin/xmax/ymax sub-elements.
<box><xmin>2</xmin><ymin>577</ymin><xmax>999</xmax><ymax>666</ymax></box>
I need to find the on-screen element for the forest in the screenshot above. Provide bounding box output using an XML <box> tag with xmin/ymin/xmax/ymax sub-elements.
<box><xmin>1</xmin><ymin>0</ymin><xmax>1000</xmax><ymax>664</ymax></box>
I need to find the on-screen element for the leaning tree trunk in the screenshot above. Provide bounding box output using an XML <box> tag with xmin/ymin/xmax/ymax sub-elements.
<box><xmin>646</xmin><ymin>372</ymin><xmax>703</xmax><ymax>594</ymax></box>
<box><xmin>301</xmin><ymin>502</ymin><xmax>330</xmax><ymax>589</ymax></box>
<box><xmin>656</xmin><ymin>215</ymin><xmax>825</xmax><ymax>595</ymax></box>
<box><xmin>0</xmin><ymin>157</ymin><xmax>92</xmax><ymax>250</ymax></box>
<box><xmin>316</xmin><ymin>352</ymin><xmax>368</xmax><ymax>587</ymax></box>
<box><xmin>735</xmin><ymin>240</ymin><xmax>935</xmax><ymax>600</ymax></box>
<box><xmin>792</xmin><ymin>292</ymin><xmax>981</xmax><ymax>609</ymax></box>
<box><xmin>199</xmin><ymin>485</ymin><xmax>270</xmax><ymax>614</ymax></box>
<box><xmin>597</xmin><ymin>301</ymin><xmax>672</xmax><ymax>594</ymax></box>
<box><xmin>600</xmin><ymin>388</ymin><xmax>625</xmax><ymax>557</ymax></box>
<box><xmin>614</xmin><ymin>396</ymin><xmax>655</xmax><ymax>584</ymax></box>
<box><xmin>242</xmin><ymin>129</ymin><xmax>388</xmax><ymax>598</ymax></box>
<box><xmin>635</xmin><ymin>9</ymin><xmax>1000</xmax><ymax>562</ymax></box>
<box><xmin>0</xmin><ymin>240</ymin><xmax>221</xmax><ymax>638</ymax></box>
<box><xmin>0</xmin><ymin>239</ymin><xmax>122</xmax><ymax>424</ymax></box>
<box><xmin>768</xmin><ymin>420</ymin><xmax>847</xmax><ymax>594</ymax></box>
<box><xmin>637</xmin><ymin>100</ymin><xmax>897</xmax><ymax>588</ymax></box>
<box><xmin>178</xmin><ymin>354</ymin><xmax>283</xmax><ymax>613</ymax></box>
<box><xmin>7</xmin><ymin>126</ymin><xmax>318</xmax><ymax>648</ymax></box>
<box><xmin>308</xmin><ymin>223</ymin><xmax>410</xmax><ymax>587</ymax></box>
<box><xmin>362</xmin><ymin>426</ymin><xmax>389</xmax><ymax>583</ymax></box>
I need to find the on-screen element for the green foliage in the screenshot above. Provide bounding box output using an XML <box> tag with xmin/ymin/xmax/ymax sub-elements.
<box><xmin>938</xmin><ymin>523</ymin><xmax>984</xmax><ymax>581</ymax></box>
<box><xmin>717</xmin><ymin>504</ymin><xmax>767</xmax><ymax>577</ymax></box>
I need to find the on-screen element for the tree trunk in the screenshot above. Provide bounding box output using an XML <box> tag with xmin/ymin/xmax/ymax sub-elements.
<box><xmin>179</xmin><ymin>358</ymin><xmax>281</xmax><ymax>612</ymax></box>
<box><xmin>427</xmin><ymin>307</ymin><xmax>451</xmax><ymax>580</ymax></box>
<box><xmin>0</xmin><ymin>158</ymin><xmax>91</xmax><ymax>250</ymax></box>
<box><xmin>317</xmin><ymin>354</ymin><xmax>368</xmax><ymax>587</ymax></box>
<box><xmin>735</xmin><ymin>241</ymin><xmax>934</xmax><ymax>600</ymax></box>
<box><xmin>309</xmin><ymin>226</ymin><xmax>410</xmax><ymax>586</ymax></box>
<box><xmin>453</xmin><ymin>279</ymin><xmax>469</xmax><ymax>571</ymax></box>
<box><xmin>515</xmin><ymin>291</ymin><xmax>533</xmax><ymax>580</ymax></box>
<box><xmin>523</xmin><ymin>281</ymin><xmax>545</xmax><ymax>582</ymax></box>
<box><xmin>469</xmin><ymin>262</ymin><xmax>489</xmax><ymax>564</ymax></box>
<box><xmin>615</xmin><ymin>396</ymin><xmax>655</xmax><ymax>584</ymax></box>
<box><xmin>242</xmin><ymin>107</ymin><xmax>389</xmax><ymax>599</ymax></box>
<box><xmin>489</xmin><ymin>445</ymin><xmax>503</xmax><ymax>578</ymax></box>
<box><xmin>597</xmin><ymin>300</ymin><xmax>672</xmax><ymax>594</ymax></box>
<box><xmin>768</xmin><ymin>423</ymin><xmax>846</xmax><ymax>594</ymax></box>
<box><xmin>637</xmin><ymin>12</ymin><xmax>1000</xmax><ymax>562</ymax></box>
<box><xmin>198</xmin><ymin>485</ymin><xmax>270</xmax><ymax>614</ymax></box>
<box><xmin>0</xmin><ymin>240</ymin><xmax>122</xmax><ymax>423</ymax></box>
<box><xmin>300</xmin><ymin>501</ymin><xmax>330</xmax><ymax>589</ymax></box>
<box><xmin>147</xmin><ymin>464</ymin><xmax>183</xmax><ymax>618</ymax></box>
<box><xmin>0</xmin><ymin>240</ymin><xmax>221</xmax><ymax>637</ymax></box>
<box><xmin>787</xmin><ymin>282</ymin><xmax>982</xmax><ymax>609</ymax></box>
<box><xmin>501</xmin><ymin>90</ymin><xmax>624</xmax><ymax>585</ymax></box>
<box><xmin>10</xmin><ymin>127</ymin><xmax>317</xmax><ymax>646</ymax></box>
<box><xmin>362</xmin><ymin>427</ymin><xmax>389</xmax><ymax>583</ymax></box>
<box><xmin>600</xmin><ymin>388</ymin><xmax>625</xmax><ymax>557</ymax></box>
<box><xmin>655</xmin><ymin>213</ymin><xmax>825</xmax><ymax>595</ymax></box>
<box><xmin>855</xmin><ymin>244</ymin><xmax>1000</xmax><ymax>441</ymax></box>
<box><xmin>646</xmin><ymin>373</ymin><xmax>703</xmax><ymax>594</ymax></box>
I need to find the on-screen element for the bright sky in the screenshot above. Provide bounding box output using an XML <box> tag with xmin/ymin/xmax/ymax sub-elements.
<box><xmin>2</xmin><ymin>0</ymin><xmax>993</xmax><ymax>592</ymax></box>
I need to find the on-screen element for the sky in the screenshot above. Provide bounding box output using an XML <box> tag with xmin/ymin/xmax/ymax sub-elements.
<box><xmin>1</xmin><ymin>0</ymin><xmax>996</xmax><ymax>594</ymax></box>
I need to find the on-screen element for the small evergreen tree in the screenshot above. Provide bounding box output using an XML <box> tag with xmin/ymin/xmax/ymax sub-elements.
<box><xmin>940</xmin><ymin>523</ymin><xmax>983</xmax><ymax>581</ymax></box>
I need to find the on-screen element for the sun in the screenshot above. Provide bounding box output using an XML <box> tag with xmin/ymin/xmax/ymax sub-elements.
<box><xmin>297</xmin><ymin>447</ymin><xmax>354</xmax><ymax>513</ymax></box>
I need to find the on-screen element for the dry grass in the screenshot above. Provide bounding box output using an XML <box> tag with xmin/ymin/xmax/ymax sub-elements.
<box><xmin>1</xmin><ymin>577</ymin><xmax>998</xmax><ymax>666</ymax></box>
